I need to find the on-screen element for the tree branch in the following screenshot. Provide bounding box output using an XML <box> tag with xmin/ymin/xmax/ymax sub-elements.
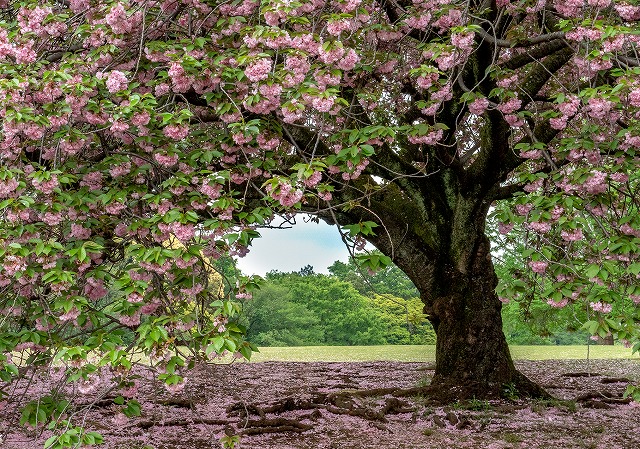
<box><xmin>502</xmin><ymin>39</ymin><xmax>570</xmax><ymax>71</ymax></box>
<box><xmin>519</xmin><ymin>47</ymin><xmax>575</xmax><ymax>106</ymax></box>
<box><xmin>475</xmin><ymin>28</ymin><xmax>566</xmax><ymax>48</ymax></box>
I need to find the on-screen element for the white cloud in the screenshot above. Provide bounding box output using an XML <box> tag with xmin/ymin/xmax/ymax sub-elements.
<box><xmin>236</xmin><ymin>218</ymin><xmax>351</xmax><ymax>276</ymax></box>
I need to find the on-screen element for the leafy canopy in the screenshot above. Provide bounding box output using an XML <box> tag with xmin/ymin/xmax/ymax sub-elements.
<box><xmin>1</xmin><ymin>0</ymin><xmax>640</xmax><ymax>445</ymax></box>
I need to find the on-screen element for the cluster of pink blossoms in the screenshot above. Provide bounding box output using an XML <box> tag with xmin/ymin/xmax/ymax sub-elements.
<box><xmin>168</xmin><ymin>62</ymin><xmax>194</xmax><ymax>93</ymax></box>
<box><xmin>281</xmin><ymin>103</ymin><xmax>304</xmax><ymax>123</ymax></box>
<box><xmin>615</xmin><ymin>2</ymin><xmax>640</xmax><ymax>20</ymax></box>
<box><xmin>266</xmin><ymin>182</ymin><xmax>304</xmax><ymax>207</ymax></box>
<box><xmin>83</xmin><ymin>277</ymin><xmax>108</xmax><ymax>300</ymax></box>
<box><xmin>326</xmin><ymin>19</ymin><xmax>352</xmax><ymax>36</ymax></box>
<box><xmin>31</xmin><ymin>175</ymin><xmax>60</xmax><ymax>195</ymax></box>
<box><xmin>582</xmin><ymin>171</ymin><xmax>608</xmax><ymax>195</ymax></box>
<box><xmin>109</xmin><ymin>162</ymin><xmax>131</xmax><ymax>178</ymax></box>
<box><xmin>311</xmin><ymin>96</ymin><xmax>336</xmax><ymax>113</ymax></box>
<box><xmin>468</xmin><ymin>97</ymin><xmax>490</xmax><ymax>115</ymax></box>
<box><xmin>554</xmin><ymin>0</ymin><xmax>588</xmax><ymax>16</ymax></box>
<box><xmin>620</xmin><ymin>223</ymin><xmax>640</xmax><ymax>238</ymax></box>
<box><xmin>18</xmin><ymin>5</ymin><xmax>67</xmax><ymax>37</ymax></box>
<box><xmin>416</xmin><ymin>72</ymin><xmax>439</xmax><ymax>90</ymax></box>
<box><xmin>200</xmin><ymin>182</ymin><xmax>222</xmax><ymax>199</ymax></box>
<box><xmin>303</xmin><ymin>171</ymin><xmax>323</xmax><ymax>188</ymax></box>
<box><xmin>69</xmin><ymin>223</ymin><xmax>91</xmax><ymax>240</ymax></box>
<box><xmin>79</xmin><ymin>172</ymin><xmax>103</xmax><ymax>190</ymax></box>
<box><xmin>560</xmin><ymin>228</ymin><xmax>583</xmax><ymax>242</ymax></box>
<box><xmin>549</xmin><ymin>95</ymin><xmax>580</xmax><ymax>130</ymax></box>
<box><xmin>105</xmin><ymin>2</ymin><xmax>141</xmax><ymax>35</ymax></box>
<box><xmin>565</xmin><ymin>26</ymin><xmax>604</xmax><ymax>42</ymax></box>
<box><xmin>408</xmin><ymin>129</ymin><xmax>444</xmax><ymax>145</ymax></box>
<box><xmin>547</xmin><ymin>297</ymin><xmax>569</xmax><ymax>308</ymax></box>
<box><xmin>105</xmin><ymin>70</ymin><xmax>128</xmax><ymax>93</ymax></box>
<box><xmin>515</xmin><ymin>203</ymin><xmax>533</xmax><ymax>216</ymax></box>
<box><xmin>498</xmin><ymin>222</ymin><xmax>514</xmax><ymax>234</ymax></box>
<box><xmin>587</xmin><ymin>97</ymin><xmax>615</xmax><ymax>120</ymax></box>
<box><xmin>528</xmin><ymin>222</ymin><xmax>552</xmax><ymax>234</ymax></box>
<box><xmin>529</xmin><ymin>261</ymin><xmax>548</xmax><ymax>274</ymax></box>
<box><xmin>590</xmin><ymin>302</ymin><xmax>614</xmax><ymax>314</ymax></box>
<box><xmin>497</xmin><ymin>97</ymin><xmax>522</xmax><ymax>115</ymax></box>
<box><xmin>245</xmin><ymin>58</ymin><xmax>272</xmax><ymax>82</ymax></box>
<box><xmin>0</xmin><ymin>178</ymin><xmax>19</xmax><ymax>198</ymax></box>
<box><xmin>162</xmin><ymin>124</ymin><xmax>190</xmax><ymax>141</ymax></box>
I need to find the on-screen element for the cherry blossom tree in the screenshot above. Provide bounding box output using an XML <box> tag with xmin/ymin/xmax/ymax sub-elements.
<box><xmin>1</xmin><ymin>0</ymin><xmax>640</xmax><ymax>443</ymax></box>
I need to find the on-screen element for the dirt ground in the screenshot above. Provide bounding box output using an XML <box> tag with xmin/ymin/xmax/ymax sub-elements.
<box><xmin>2</xmin><ymin>358</ymin><xmax>640</xmax><ymax>449</ymax></box>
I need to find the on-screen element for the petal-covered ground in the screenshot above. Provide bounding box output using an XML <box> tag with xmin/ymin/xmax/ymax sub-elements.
<box><xmin>2</xmin><ymin>359</ymin><xmax>639</xmax><ymax>449</ymax></box>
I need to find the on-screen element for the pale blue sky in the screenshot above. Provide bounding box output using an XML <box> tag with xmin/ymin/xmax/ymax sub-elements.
<box><xmin>235</xmin><ymin>217</ymin><xmax>352</xmax><ymax>276</ymax></box>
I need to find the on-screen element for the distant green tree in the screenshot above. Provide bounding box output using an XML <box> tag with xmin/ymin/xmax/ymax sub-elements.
<box><xmin>328</xmin><ymin>255</ymin><xmax>419</xmax><ymax>300</ymax></box>
<box><xmin>245</xmin><ymin>269</ymin><xmax>438</xmax><ymax>346</ymax></box>
<box><xmin>298</xmin><ymin>265</ymin><xmax>315</xmax><ymax>277</ymax></box>
<box><xmin>273</xmin><ymin>273</ymin><xmax>387</xmax><ymax>345</ymax></box>
<box><xmin>328</xmin><ymin>255</ymin><xmax>434</xmax><ymax>343</ymax></box>
<box><xmin>241</xmin><ymin>283</ymin><xmax>324</xmax><ymax>346</ymax></box>
<box><xmin>367</xmin><ymin>294</ymin><xmax>436</xmax><ymax>345</ymax></box>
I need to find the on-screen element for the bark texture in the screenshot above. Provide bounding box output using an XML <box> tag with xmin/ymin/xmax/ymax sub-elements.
<box><xmin>395</xmin><ymin>211</ymin><xmax>546</xmax><ymax>399</ymax></box>
<box><xmin>424</xmin><ymin>234</ymin><xmax>546</xmax><ymax>399</ymax></box>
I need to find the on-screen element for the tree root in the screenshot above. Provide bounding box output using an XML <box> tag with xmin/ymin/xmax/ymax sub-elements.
<box><xmin>239</xmin><ymin>418</ymin><xmax>313</xmax><ymax>435</ymax></box>
<box><xmin>227</xmin><ymin>396</ymin><xmax>325</xmax><ymax>420</ymax></box>
<box><xmin>137</xmin><ymin>417</ymin><xmax>229</xmax><ymax>429</ymax></box>
<box><xmin>221</xmin><ymin>381</ymin><xmax>632</xmax><ymax>435</ymax></box>
<box><xmin>600</xmin><ymin>377</ymin><xmax>631</xmax><ymax>384</ymax></box>
<box><xmin>156</xmin><ymin>398</ymin><xmax>194</xmax><ymax>408</ymax></box>
<box><xmin>562</xmin><ymin>372</ymin><xmax>602</xmax><ymax>377</ymax></box>
<box><xmin>226</xmin><ymin>387</ymin><xmax>415</xmax><ymax>436</ymax></box>
<box><xmin>575</xmin><ymin>390</ymin><xmax>632</xmax><ymax>408</ymax></box>
<box><xmin>129</xmin><ymin>369</ymin><xmax>634</xmax><ymax>438</ymax></box>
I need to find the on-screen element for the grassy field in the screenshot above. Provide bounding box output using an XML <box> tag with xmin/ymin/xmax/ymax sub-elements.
<box><xmin>248</xmin><ymin>345</ymin><xmax>638</xmax><ymax>363</ymax></box>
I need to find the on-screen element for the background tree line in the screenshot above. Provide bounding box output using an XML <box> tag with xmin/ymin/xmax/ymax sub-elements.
<box><xmin>218</xmin><ymin>252</ymin><xmax>595</xmax><ymax>347</ymax></box>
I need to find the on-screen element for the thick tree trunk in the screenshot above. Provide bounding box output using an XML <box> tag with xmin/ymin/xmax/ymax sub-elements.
<box><xmin>424</xmin><ymin>234</ymin><xmax>546</xmax><ymax>400</ymax></box>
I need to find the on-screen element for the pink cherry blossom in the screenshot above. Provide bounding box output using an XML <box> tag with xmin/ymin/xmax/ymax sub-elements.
<box><xmin>105</xmin><ymin>70</ymin><xmax>128</xmax><ymax>93</ymax></box>
<box><xmin>163</xmin><ymin>124</ymin><xmax>190</xmax><ymax>140</ymax></box>
<box><xmin>590</xmin><ymin>301</ymin><xmax>613</xmax><ymax>313</ymax></box>
<box><xmin>468</xmin><ymin>97</ymin><xmax>489</xmax><ymax>115</ymax></box>
<box><xmin>528</xmin><ymin>221</ymin><xmax>552</xmax><ymax>233</ymax></box>
<box><xmin>529</xmin><ymin>260</ymin><xmax>548</xmax><ymax>274</ymax></box>
<box><xmin>498</xmin><ymin>98</ymin><xmax>522</xmax><ymax>114</ymax></box>
<box><xmin>560</xmin><ymin>228</ymin><xmax>583</xmax><ymax>242</ymax></box>
<box><xmin>245</xmin><ymin>58</ymin><xmax>272</xmax><ymax>82</ymax></box>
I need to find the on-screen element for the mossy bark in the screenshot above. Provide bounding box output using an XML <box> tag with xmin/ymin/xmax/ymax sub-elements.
<box><xmin>425</xmin><ymin>233</ymin><xmax>546</xmax><ymax>399</ymax></box>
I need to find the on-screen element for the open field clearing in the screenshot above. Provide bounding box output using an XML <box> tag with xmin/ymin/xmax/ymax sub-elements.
<box><xmin>248</xmin><ymin>345</ymin><xmax>637</xmax><ymax>363</ymax></box>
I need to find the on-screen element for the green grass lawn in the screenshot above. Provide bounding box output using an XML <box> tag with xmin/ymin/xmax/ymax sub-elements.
<box><xmin>248</xmin><ymin>345</ymin><xmax>638</xmax><ymax>363</ymax></box>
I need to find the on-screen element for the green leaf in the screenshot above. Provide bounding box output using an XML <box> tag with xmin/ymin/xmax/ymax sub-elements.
<box><xmin>210</xmin><ymin>336</ymin><xmax>225</xmax><ymax>352</ymax></box>
<box><xmin>44</xmin><ymin>436</ymin><xmax>59</xmax><ymax>449</ymax></box>
<box><xmin>225</xmin><ymin>339</ymin><xmax>237</xmax><ymax>353</ymax></box>
<box><xmin>123</xmin><ymin>400</ymin><xmax>141</xmax><ymax>418</ymax></box>
<box><xmin>585</xmin><ymin>264</ymin><xmax>600</xmax><ymax>278</ymax></box>
<box><xmin>583</xmin><ymin>320</ymin><xmax>600</xmax><ymax>335</ymax></box>
<box><xmin>239</xmin><ymin>344</ymin><xmax>252</xmax><ymax>360</ymax></box>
